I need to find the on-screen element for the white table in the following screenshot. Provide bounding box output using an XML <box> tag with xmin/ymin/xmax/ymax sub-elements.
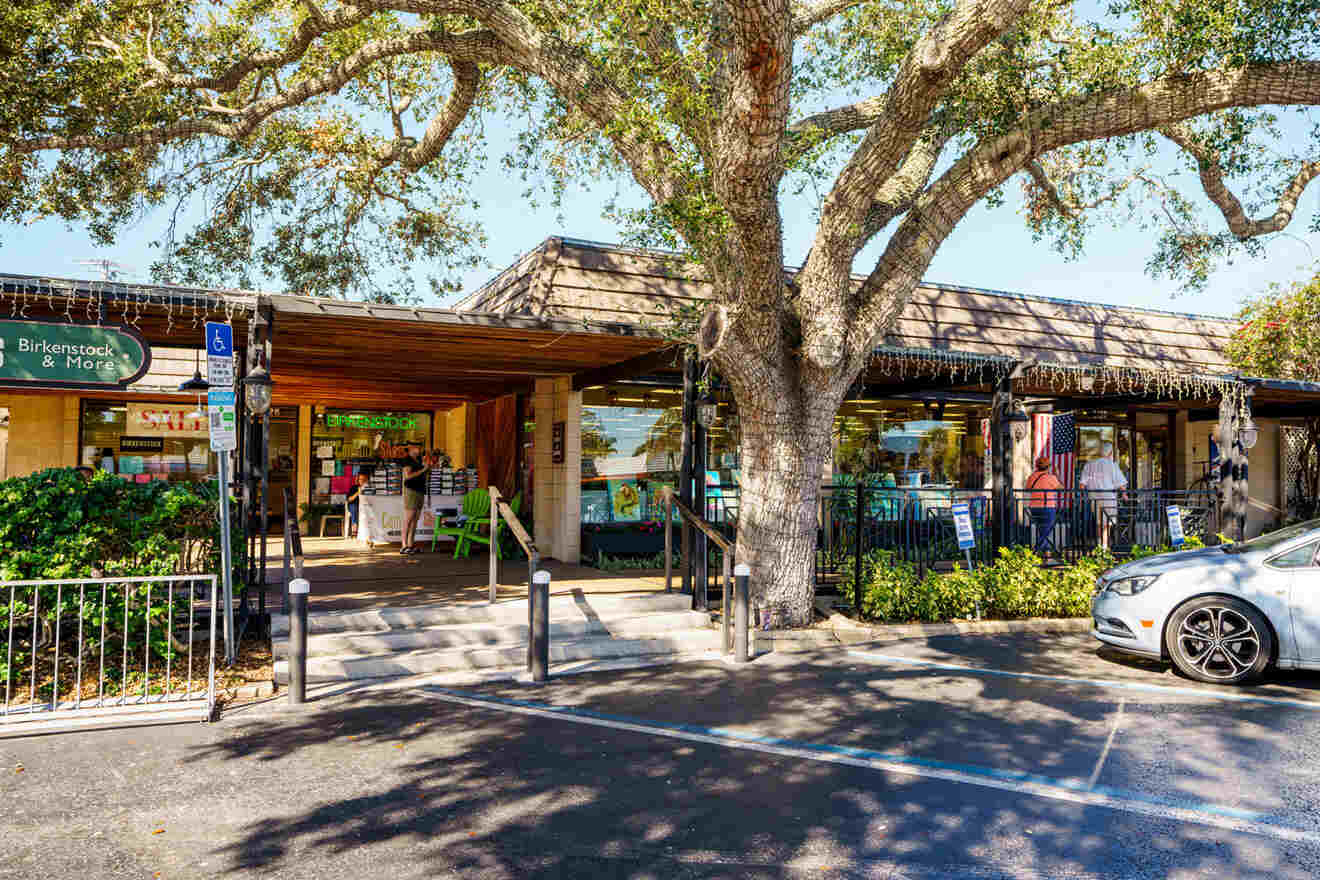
<box><xmin>357</xmin><ymin>493</ymin><xmax>465</xmax><ymax>547</ymax></box>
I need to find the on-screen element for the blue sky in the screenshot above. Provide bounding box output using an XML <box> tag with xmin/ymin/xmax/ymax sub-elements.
<box><xmin>3</xmin><ymin>108</ymin><xmax>1316</xmax><ymax>321</ymax></box>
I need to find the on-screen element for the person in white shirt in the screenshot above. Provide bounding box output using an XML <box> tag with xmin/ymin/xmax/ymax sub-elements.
<box><xmin>1079</xmin><ymin>441</ymin><xmax>1128</xmax><ymax>548</ymax></box>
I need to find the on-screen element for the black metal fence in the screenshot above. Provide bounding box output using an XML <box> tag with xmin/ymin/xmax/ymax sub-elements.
<box><xmin>1001</xmin><ymin>488</ymin><xmax>1218</xmax><ymax>563</ymax></box>
<box><xmin>687</xmin><ymin>482</ymin><xmax>1219</xmax><ymax>600</ymax></box>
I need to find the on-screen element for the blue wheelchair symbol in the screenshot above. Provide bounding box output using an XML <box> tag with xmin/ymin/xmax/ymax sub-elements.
<box><xmin>205</xmin><ymin>322</ymin><xmax>233</xmax><ymax>357</ymax></box>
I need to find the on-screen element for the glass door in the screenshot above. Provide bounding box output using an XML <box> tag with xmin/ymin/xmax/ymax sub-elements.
<box><xmin>268</xmin><ymin>407</ymin><xmax>298</xmax><ymax>521</ymax></box>
<box><xmin>1136</xmin><ymin>430</ymin><xmax>1168</xmax><ymax>490</ymax></box>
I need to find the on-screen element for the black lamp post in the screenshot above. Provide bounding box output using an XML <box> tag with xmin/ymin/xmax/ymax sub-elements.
<box><xmin>241</xmin><ymin>363</ymin><xmax>273</xmax><ymax>417</ymax></box>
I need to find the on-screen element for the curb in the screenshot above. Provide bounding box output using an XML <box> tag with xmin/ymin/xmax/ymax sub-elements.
<box><xmin>227</xmin><ymin>681</ymin><xmax>277</xmax><ymax>701</ymax></box>
<box><xmin>753</xmin><ymin>616</ymin><xmax>1091</xmax><ymax>654</ymax></box>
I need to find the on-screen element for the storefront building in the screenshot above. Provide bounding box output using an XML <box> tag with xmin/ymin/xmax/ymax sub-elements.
<box><xmin>4</xmin><ymin>236</ymin><xmax>1320</xmax><ymax>583</ymax></box>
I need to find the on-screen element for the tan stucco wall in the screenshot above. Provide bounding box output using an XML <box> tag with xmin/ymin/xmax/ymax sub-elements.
<box><xmin>532</xmin><ymin>377</ymin><xmax>581</xmax><ymax>563</ymax></box>
<box><xmin>443</xmin><ymin>404</ymin><xmax>469</xmax><ymax>467</ymax></box>
<box><xmin>1247</xmin><ymin>420</ymin><xmax>1283</xmax><ymax>534</ymax></box>
<box><xmin>0</xmin><ymin>393</ymin><xmax>79</xmax><ymax>477</ymax></box>
<box><xmin>1185</xmin><ymin>416</ymin><xmax>1284</xmax><ymax>537</ymax></box>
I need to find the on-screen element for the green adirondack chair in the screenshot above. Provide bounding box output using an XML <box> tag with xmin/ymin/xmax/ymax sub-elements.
<box><xmin>432</xmin><ymin>489</ymin><xmax>491</xmax><ymax>557</ymax></box>
<box><xmin>458</xmin><ymin>492</ymin><xmax>524</xmax><ymax>560</ymax></box>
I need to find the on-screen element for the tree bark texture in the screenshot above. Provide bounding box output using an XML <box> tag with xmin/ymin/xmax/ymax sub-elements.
<box><xmin>715</xmin><ymin>312</ymin><xmax>848</xmax><ymax>626</ymax></box>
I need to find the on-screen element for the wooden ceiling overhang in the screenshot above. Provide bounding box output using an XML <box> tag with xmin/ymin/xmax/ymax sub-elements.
<box><xmin>0</xmin><ymin>276</ymin><xmax>671</xmax><ymax>410</ymax></box>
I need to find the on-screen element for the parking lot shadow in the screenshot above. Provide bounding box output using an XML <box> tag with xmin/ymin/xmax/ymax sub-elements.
<box><xmin>182</xmin><ymin>648</ymin><xmax>1320</xmax><ymax>878</ymax></box>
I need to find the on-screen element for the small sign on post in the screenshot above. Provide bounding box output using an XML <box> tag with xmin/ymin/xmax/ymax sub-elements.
<box><xmin>952</xmin><ymin>501</ymin><xmax>976</xmax><ymax>559</ymax></box>
<box><xmin>1167</xmin><ymin>505</ymin><xmax>1186</xmax><ymax>548</ymax></box>
<box><xmin>951</xmin><ymin>502</ymin><xmax>982</xmax><ymax>617</ymax></box>
<box><xmin>205</xmin><ymin>321</ymin><xmax>234</xmax><ymax>389</ymax></box>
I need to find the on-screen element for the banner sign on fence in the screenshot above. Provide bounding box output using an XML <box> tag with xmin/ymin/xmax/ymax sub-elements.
<box><xmin>1167</xmin><ymin>505</ymin><xmax>1186</xmax><ymax>548</ymax></box>
<box><xmin>952</xmin><ymin>502</ymin><xmax>976</xmax><ymax>550</ymax></box>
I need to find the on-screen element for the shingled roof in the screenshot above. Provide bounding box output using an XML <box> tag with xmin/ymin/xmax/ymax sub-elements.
<box><xmin>455</xmin><ymin>236</ymin><xmax>1237</xmax><ymax>375</ymax></box>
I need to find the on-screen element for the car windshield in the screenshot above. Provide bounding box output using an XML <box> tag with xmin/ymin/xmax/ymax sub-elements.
<box><xmin>1223</xmin><ymin>519</ymin><xmax>1320</xmax><ymax>554</ymax></box>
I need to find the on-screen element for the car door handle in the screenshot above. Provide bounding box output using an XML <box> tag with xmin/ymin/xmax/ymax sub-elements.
<box><xmin>1275</xmin><ymin>589</ymin><xmax>1287</xmax><ymax>596</ymax></box>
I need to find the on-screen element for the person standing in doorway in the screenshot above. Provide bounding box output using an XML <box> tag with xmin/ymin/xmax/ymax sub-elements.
<box><xmin>1080</xmin><ymin>441</ymin><xmax>1128</xmax><ymax>548</ymax></box>
<box><xmin>401</xmin><ymin>442</ymin><xmax>430</xmax><ymax>554</ymax></box>
<box><xmin>1025</xmin><ymin>456</ymin><xmax>1064</xmax><ymax>557</ymax></box>
<box><xmin>347</xmin><ymin>472</ymin><xmax>369</xmax><ymax>540</ymax></box>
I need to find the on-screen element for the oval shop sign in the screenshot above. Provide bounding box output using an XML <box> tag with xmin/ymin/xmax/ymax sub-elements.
<box><xmin>0</xmin><ymin>319</ymin><xmax>151</xmax><ymax>389</ymax></box>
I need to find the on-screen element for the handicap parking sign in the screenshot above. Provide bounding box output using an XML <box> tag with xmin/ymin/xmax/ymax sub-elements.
<box><xmin>206</xmin><ymin>322</ymin><xmax>233</xmax><ymax>357</ymax></box>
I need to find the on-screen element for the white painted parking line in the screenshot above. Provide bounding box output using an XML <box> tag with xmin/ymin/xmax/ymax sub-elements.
<box><xmin>846</xmin><ymin>650</ymin><xmax>1320</xmax><ymax>711</ymax></box>
<box><xmin>1087</xmin><ymin>699</ymin><xmax>1124</xmax><ymax>790</ymax></box>
<box><xmin>418</xmin><ymin>686</ymin><xmax>1319</xmax><ymax>846</ymax></box>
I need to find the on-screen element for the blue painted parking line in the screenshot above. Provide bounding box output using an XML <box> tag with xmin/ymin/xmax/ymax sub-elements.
<box><xmin>417</xmin><ymin>686</ymin><xmax>1318</xmax><ymax>844</ymax></box>
<box><xmin>846</xmin><ymin>650</ymin><xmax>1320</xmax><ymax>711</ymax></box>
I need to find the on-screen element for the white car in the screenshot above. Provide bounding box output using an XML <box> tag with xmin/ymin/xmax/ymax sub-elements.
<box><xmin>1092</xmin><ymin>519</ymin><xmax>1320</xmax><ymax>684</ymax></box>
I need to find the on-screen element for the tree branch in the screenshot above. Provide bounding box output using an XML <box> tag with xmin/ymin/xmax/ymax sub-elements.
<box><xmin>624</xmin><ymin>14</ymin><xmax>714</xmax><ymax>162</ymax></box>
<box><xmin>141</xmin><ymin>2</ymin><xmax>386</xmax><ymax>92</ymax></box>
<box><xmin>790</xmin><ymin>0</ymin><xmax>867</xmax><ymax>35</ymax></box>
<box><xmin>859</xmin><ymin>125</ymin><xmax>951</xmax><ymax>238</ymax></box>
<box><xmin>11</xmin><ymin>29</ymin><xmax>503</xmax><ymax>154</ymax></box>
<box><xmin>1160</xmin><ymin>123</ymin><xmax>1320</xmax><ymax>241</ymax></box>
<box><xmin>787</xmin><ymin>95</ymin><xmax>885</xmax><ymax>139</ymax></box>
<box><xmin>794</xmin><ymin>0</ymin><xmax>1031</xmax><ymax>372</ymax></box>
<box><xmin>845</xmin><ymin>60</ymin><xmax>1320</xmax><ymax>361</ymax></box>
<box><xmin>816</xmin><ymin>0</ymin><xmax>1032</xmax><ymax>237</ymax></box>
<box><xmin>386</xmin><ymin>61</ymin><xmax>481</xmax><ymax>172</ymax></box>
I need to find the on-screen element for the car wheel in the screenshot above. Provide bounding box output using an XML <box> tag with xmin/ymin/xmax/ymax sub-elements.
<box><xmin>1164</xmin><ymin>596</ymin><xmax>1273</xmax><ymax>685</ymax></box>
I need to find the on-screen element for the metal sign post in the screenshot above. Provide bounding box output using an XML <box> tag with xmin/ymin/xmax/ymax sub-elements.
<box><xmin>951</xmin><ymin>502</ymin><xmax>980</xmax><ymax>619</ymax></box>
<box><xmin>205</xmin><ymin>322</ymin><xmax>238</xmax><ymax>664</ymax></box>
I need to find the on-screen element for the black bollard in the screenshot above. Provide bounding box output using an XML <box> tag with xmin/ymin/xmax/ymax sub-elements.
<box><xmin>288</xmin><ymin>577</ymin><xmax>309</xmax><ymax>705</ymax></box>
<box><xmin>734</xmin><ymin>563</ymin><xmax>750</xmax><ymax>663</ymax></box>
<box><xmin>530</xmin><ymin>570</ymin><xmax>550</xmax><ymax>683</ymax></box>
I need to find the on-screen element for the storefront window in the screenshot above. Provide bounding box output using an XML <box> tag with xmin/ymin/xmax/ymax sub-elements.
<box><xmin>1078</xmin><ymin>424</ymin><xmax>1118</xmax><ymax>489</ymax></box>
<box><xmin>579</xmin><ymin>384</ymin><xmax>742</xmax><ymax>524</ymax></box>
<box><xmin>581</xmin><ymin>386</ymin><xmax>682</xmax><ymax>523</ymax></box>
<box><xmin>832</xmin><ymin>400</ymin><xmax>988</xmax><ymax>489</ymax></box>
<box><xmin>309</xmin><ymin>408</ymin><xmax>434</xmax><ymax>504</ymax></box>
<box><xmin>80</xmin><ymin>401</ymin><xmax>217</xmax><ymax>484</ymax></box>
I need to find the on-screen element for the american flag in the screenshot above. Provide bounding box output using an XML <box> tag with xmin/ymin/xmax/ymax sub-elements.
<box><xmin>1032</xmin><ymin>412</ymin><xmax>1077</xmax><ymax>488</ymax></box>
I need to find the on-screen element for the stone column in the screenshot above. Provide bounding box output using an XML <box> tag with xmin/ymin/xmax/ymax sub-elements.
<box><xmin>531</xmin><ymin>377</ymin><xmax>582</xmax><ymax>563</ymax></box>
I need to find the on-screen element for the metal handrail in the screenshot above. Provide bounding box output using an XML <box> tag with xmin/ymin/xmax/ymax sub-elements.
<box><xmin>488</xmin><ymin>486</ymin><xmax>540</xmax><ymax>604</ymax></box>
<box><xmin>660</xmin><ymin>487</ymin><xmax>734</xmax><ymax>654</ymax></box>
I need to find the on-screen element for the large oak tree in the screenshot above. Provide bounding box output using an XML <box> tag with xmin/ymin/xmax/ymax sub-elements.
<box><xmin>4</xmin><ymin>0</ymin><xmax>1320</xmax><ymax>620</ymax></box>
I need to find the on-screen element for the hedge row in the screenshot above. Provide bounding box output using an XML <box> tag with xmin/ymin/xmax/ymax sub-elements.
<box><xmin>841</xmin><ymin>546</ymin><xmax>1114</xmax><ymax>623</ymax></box>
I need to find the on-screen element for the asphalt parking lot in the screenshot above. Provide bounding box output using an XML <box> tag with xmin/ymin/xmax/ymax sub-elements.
<box><xmin>4</xmin><ymin>632</ymin><xmax>1320</xmax><ymax>879</ymax></box>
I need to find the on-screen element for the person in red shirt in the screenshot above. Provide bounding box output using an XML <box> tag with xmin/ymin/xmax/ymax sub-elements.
<box><xmin>1026</xmin><ymin>455</ymin><xmax>1064</xmax><ymax>556</ymax></box>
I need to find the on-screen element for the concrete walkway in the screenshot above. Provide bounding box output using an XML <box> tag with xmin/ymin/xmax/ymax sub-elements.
<box><xmin>257</xmin><ymin>535</ymin><xmax>668</xmax><ymax>611</ymax></box>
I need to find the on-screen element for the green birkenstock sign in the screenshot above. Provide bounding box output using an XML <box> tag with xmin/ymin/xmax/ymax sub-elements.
<box><xmin>0</xmin><ymin>319</ymin><xmax>151</xmax><ymax>389</ymax></box>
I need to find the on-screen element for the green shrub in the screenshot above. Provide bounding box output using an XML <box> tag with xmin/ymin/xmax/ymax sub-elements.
<box><xmin>843</xmin><ymin>545</ymin><xmax>1116</xmax><ymax>624</ymax></box>
<box><xmin>1129</xmin><ymin>533</ymin><xmax>1206</xmax><ymax>560</ymax></box>
<box><xmin>0</xmin><ymin>468</ymin><xmax>243</xmax><ymax>692</ymax></box>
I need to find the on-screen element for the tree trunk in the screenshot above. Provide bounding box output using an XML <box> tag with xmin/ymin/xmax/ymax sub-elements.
<box><xmin>725</xmin><ymin>368</ymin><xmax>844</xmax><ymax>626</ymax></box>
